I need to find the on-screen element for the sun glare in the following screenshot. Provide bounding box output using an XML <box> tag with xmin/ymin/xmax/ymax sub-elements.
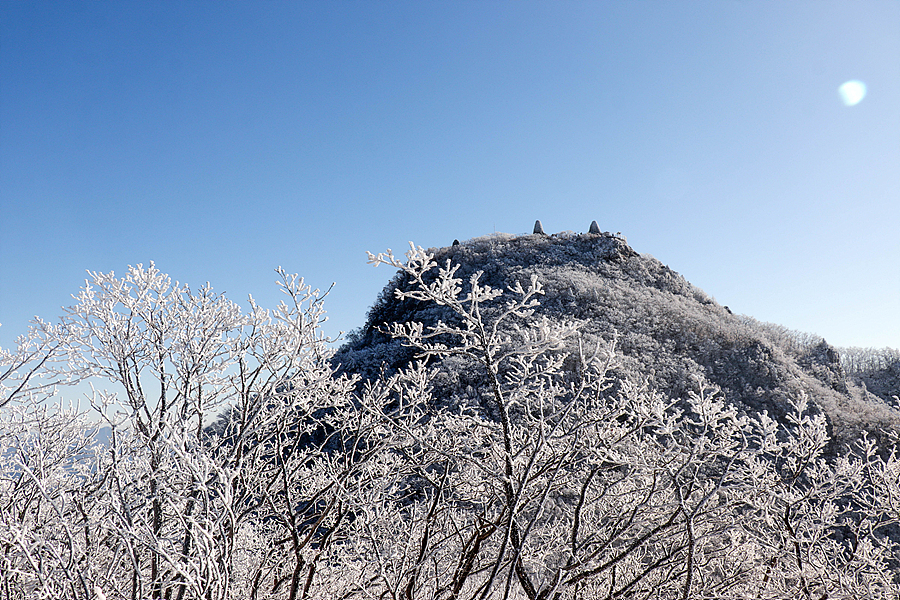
<box><xmin>838</xmin><ymin>80</ymin><xmax>867</xmax><ymax>106</ymax></box>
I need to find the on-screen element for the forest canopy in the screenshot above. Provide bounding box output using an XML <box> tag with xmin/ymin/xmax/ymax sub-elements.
<box><xmin>1</xmin><ymin>238</ymin><xmax>899</xmax><ymax>599</ymax></box>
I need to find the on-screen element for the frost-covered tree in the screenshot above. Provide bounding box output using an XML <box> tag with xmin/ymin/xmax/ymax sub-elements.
<box><xmin>0</xmin><ymin>264</ymin><xmax>400</xmax><ymax>600</ymax></box>
<box><xmin>358</xmin><ymin>244</ymin><xmax>900</xmax><ymax>600</ymax></box>
<box><xmin>1</xmin><ymin>247</ymin><xmax>898</xmax><ymax>599</ymax></box>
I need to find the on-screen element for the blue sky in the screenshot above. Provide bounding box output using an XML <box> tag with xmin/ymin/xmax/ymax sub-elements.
<box><xmin>1</xmin><ymin>1</ymin><xmax>898</xmax><ymax>351</ymax></box>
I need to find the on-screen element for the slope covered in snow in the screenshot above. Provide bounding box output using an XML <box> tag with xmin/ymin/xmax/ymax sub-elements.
<box><xmin>336</xmin><ymin>229</ymin><xmax>899</xmax><ymax>452</ymax></box>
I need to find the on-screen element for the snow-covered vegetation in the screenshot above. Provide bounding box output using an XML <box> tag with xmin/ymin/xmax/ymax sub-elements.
<box><xmin>1</xmin><ymin>236</ymin><xmax>899</xmax><ymax>599</ymax></box>
<box><xmin>339</xmin><ymin>233</ymin><xmax>900</xmax><ymax>452</ymax></box>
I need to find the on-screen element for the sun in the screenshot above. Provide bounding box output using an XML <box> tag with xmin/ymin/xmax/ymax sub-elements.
<box><xmin>838</xmin><ymin>80</ymin><xmax>867</xmax><ymax>106</ymax></box>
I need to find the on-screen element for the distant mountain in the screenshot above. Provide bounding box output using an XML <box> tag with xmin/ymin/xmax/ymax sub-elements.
<box><xmin>336</xmin><ymin>230</ymin><xmax>899</xmax><ymax>453</ymax></box>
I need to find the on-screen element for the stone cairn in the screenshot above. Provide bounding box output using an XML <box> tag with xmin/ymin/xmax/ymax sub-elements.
<box><xmin>533</xmin><ymin>220</ymin><xmax>601</xmax><ymax>235</ymax></box>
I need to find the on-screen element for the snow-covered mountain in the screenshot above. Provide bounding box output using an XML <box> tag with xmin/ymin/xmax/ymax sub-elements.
<box><xmin>336</xmin><ymin>229</ymin><xmax>899</xmax><ymax>452</ymax></box>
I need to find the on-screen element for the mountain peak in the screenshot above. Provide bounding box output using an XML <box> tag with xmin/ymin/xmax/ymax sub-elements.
<box><xmin>337</xmin><ymin>230</ymin><xmax>899</xmax><ymax>452</ymax></box>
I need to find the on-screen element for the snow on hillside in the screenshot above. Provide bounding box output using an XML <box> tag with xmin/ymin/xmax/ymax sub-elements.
<box><xmin>337</xmin><ymin>230</ymin><xmax>900</xmax><ymax>452</ymax></box>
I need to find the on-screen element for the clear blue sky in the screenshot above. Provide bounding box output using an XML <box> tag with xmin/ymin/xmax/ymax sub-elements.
<box><xmin>2</xmin><ymin>1</ymin><xmax>898</xmax><ymax>351</ymax></box>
